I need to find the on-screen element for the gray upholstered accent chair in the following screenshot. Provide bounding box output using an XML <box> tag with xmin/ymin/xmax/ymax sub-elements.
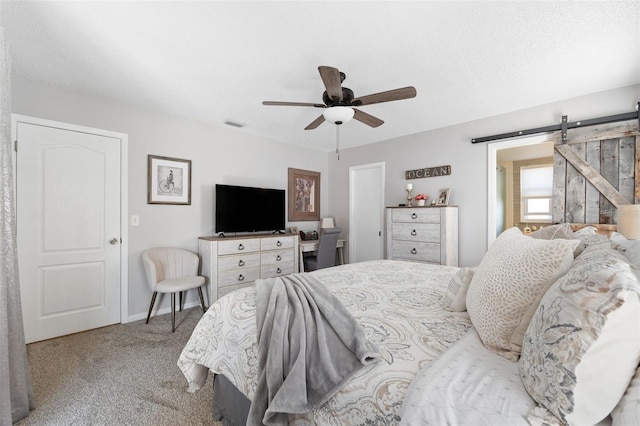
<box><xmin>304</xmin><ymin>227</ymin><xmax>342</xmax><ymax>271</ymax></box>
<box><xmin>142</xmin><ymin>247</ymin><xmax>207</xmax><ymax>332</ymax></box>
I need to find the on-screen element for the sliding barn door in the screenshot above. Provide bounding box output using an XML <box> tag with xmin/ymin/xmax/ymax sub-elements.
<box><xmin>552</xmin><ymin>120</ymin><xmax>640</xmax><ymax>225</ymax></box>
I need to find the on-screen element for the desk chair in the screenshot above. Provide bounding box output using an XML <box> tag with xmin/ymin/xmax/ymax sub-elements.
<box><xmin>142</xmin><ymin>247</ymin><xmax>207</xmax><ymax>332</ymax></box>
<box><xmin>304</xmin><ymin>227</ymin><xmax>341</xmax><ymax>271</ymax></box>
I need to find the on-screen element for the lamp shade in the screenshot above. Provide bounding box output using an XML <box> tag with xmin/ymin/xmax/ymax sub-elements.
<box><xmin>321</xmin><ymin>217</ymin><xmax>335</xmax><ymax>228</ymax></box>
<box><xmin>323</xmin><ymin>106</ymin><xmax>354</xmax><ymax>125</ymax></box>
<box><xmin>618</xmin><ymin>204</ymin><xmax>640</xmax><ymax>239</ymax></box>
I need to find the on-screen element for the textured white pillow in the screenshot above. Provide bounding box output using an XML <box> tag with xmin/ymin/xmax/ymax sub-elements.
<box><xmin>520</xmin><ymin>243</ymin><xmax>640</xmax><ymax>425</ymax></box>
<box><xmin>528</xmin><ymin>223</ymin><xmax>574</xmax><ymax>240</ymax></box>
<box><xmin>442</xmin><ymin>267</ymin><xmax>474</xmax><ymax>312</ymax></box>
<box><xmin>466</xmin><ymin>227</ymin><xmax>579</xmax><ymax>361</ymax></box>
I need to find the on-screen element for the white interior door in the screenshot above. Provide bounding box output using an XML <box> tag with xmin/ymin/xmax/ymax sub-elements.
<box><xmin>15</xmin><ymin>119</ymin><xmax>123</xmax><ymax>343</ymax></box>
<box><xmin>349</xmin><ymin>162</ymin><xmax>385</xmax><ymax>263</ymax></box>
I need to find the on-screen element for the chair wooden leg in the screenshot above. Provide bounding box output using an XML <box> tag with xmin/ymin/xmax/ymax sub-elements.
<box><xmin>197</xmin><ymin>287</ymin><xmax>207</xmax><ymax>313</ymax></box>
<box><xmin>146</xmin><ymin>292</ymin><xmax>158</xmax><ymax>324</ymax></box>
<box><xmin>171</xmin><ymin>293</ymin><xmax>176</xmax><ymax>333</ymax></box>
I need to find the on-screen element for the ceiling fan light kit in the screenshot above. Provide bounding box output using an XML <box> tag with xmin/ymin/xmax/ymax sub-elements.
<box><xmin>323</xmin><ymin>106</ymin><xmax>355</xmax><ymax>125</ymax></box>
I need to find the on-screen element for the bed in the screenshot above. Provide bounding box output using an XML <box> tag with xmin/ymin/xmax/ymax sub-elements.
<box><xmin>178</xmin><ymin>224</ymin><xmax>640</xmax><ymax>425</ymax></box>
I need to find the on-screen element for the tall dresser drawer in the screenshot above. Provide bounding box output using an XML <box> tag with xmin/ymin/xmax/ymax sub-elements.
<box><xmin>392</xmin><ymin>223</ymin><xmax>440</xmax><ymax>242</ymax></box>
<box><xmin>218</xmin><ymin>267</ymin><xmax>260</xmax><ymax>287</ymax></box>
<box><xmin>261</xmin><ymin>236</ymin><xmax>295</xmax><ymax>251</ymax></box>
<box><xmin>218</xmin><ymin>239</ymin><xmax>260</xmax><ymax>256</ymax></box>
<box><xmin>218</xmin><ymin>282</ymin><xmax>252</xmax><ymax>298</ymax></box>
<box><xmin>391</xmin><ymin>209</ymin><xmax>441</xmax><ymax>223</ymax></box>
<box><xmin>218</xmin><ymin>253</ymin><xmax>260</xmax><ymax>272</ymax></box>
<box><xmin>391</xmin><ymin>241</ymin><xmax>440</xmax><ymax>263</ymax></box>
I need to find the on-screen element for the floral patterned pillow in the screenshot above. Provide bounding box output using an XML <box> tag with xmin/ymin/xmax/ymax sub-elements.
<box><xmin>466</xmin><ymin>227</ymin><xmax>579</xmax><ymax>361</ymax></box>
<box><xmin>519</xmin><ymin>243</ymin><xmax>640</xmax><ymax>425</ymax></box>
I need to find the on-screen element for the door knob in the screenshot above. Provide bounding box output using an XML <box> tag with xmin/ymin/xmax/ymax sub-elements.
<box><xmin>109</xmin><ymin>238</ymin><xmax>119</xmax><ymax>245</ymax></box>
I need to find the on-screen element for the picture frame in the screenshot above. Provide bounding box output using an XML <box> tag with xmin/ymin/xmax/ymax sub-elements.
<box><xmin>147</xmin><ymin>155</ymin><xmax>191</xmax><ymax>205</ymax></box>
<box><xmin>436</xmin><ymin>188</ymin><xmax>451</xmax><ymax>206</ymax></box>
<box><xmin>288</xmin><ymin>168</ymin><xmax>320</xmax><ymax>221</ymax></box>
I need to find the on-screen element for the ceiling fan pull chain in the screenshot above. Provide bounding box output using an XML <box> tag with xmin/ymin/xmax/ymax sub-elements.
<box><xmin>336</xmin><ymin>125</ymin><xmax>340</xmax><ymax>160</ymax></box>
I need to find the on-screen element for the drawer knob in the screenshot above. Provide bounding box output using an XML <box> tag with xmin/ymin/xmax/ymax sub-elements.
<box><xmin>238</xmin><ymin>259</ymin><xmax>245</xmax><ymax>267</ymax></box>
<box><xmin>276</xmin><ymin>240</ymin><xmax>282</xmax><ymax>247</ymax></box>
<box><xmin>277</xmin><ymin>267</ymin><xmax>282</xmax><ymax>274</ymax></box>
<box><xmin>238</xmin><ymin>274</ymin><xmax>245</xmax><ymax>281</ymax></box>
<box><xmin>276</xmin><ymin>254</ymin><xmax>282</xmax><ymax>261</ymax></box>
<box><xmin>410</xmin><ymin>229</ymin><xmax>417</xmax><ymax>236</ymax></box>
<box><xmin>411</xmin><ymin>248</ymin><xmax>417</xmax><ymax>255</ymax></box>
<box><xmin>238</xmin><ymin>243</ymin><xmax>244</xmax><ymax>251</ymax></box>
<box><xmin>411</xmin><ymin>213</ymin><xmax>418</xmax><ymax>219</ymax></box>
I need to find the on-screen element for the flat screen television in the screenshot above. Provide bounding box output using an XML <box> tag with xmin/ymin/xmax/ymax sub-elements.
<box><xmin>215</xmin><ymin>184</ymin><xmax>286</xmax><ymax>234</ymax></box>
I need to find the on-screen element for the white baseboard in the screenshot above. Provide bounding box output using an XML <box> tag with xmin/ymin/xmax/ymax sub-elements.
<box><xmin>127</xmin><ymin>300</ymin><xmax>203</xmax><ymax>323</ymax></box>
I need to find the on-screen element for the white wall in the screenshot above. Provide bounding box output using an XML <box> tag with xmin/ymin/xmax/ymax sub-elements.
<box><xmin>330</xmin><ymin>84</ymin><xmax>640</xmax><ymax>267</ymax></box>
<box><xmin>12</xmin><ymin>76</ymin><xmax>329</xmax><ymax>320</ymax></box>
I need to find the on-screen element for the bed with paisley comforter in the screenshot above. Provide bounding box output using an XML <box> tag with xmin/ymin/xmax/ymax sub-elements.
<box><xmin>177</xmin><ymin>260</ymin><xmax>471</xmax><ymax>424</ymax></box>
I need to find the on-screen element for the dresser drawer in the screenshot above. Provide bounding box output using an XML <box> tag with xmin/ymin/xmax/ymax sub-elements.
<box><xmin>218</xmin><ymin>253</ymin><xmax>260</xmax><ymax>272</ymax></box>
<box><xmin>218</xmin><ymin>267</ymin><xmax>260</xmax><ymax>287</ymax></box>
<box><xmin>261</xmin><ymin>263</ymin><xmax>294</xmax><ymax>278</ymax></box>
<box><xmin>391</xmin><ymin>208</ymin><xmax>441</xmax><ymax>223</ymax></box>
<box><xmin>392</xmin><ymin>223</ymin><xmax>440</xmax><ymax>242</ymax></box>
<box><xmin>218</xmin><ymin>281</ymin><xmax>253</xmax><ymax>298</ymax></box>
<box><xmin>261</xmin><ymin>236</ymin><xmax>295</xmax><ymax>251</ymax></box>
<box><xmin>261</xmin><ymin>249</ymin><xmax>294</xmax><ymax>265</ymax></box>
<box><xmin>391</xmin><ymin>240</ymin><xmax>440</xmax><ymax>263</ymax></box>
<box><xmin>218</xmin><ymin>239</ymin><xmax>260</xmax><ymax>256</ymax></box>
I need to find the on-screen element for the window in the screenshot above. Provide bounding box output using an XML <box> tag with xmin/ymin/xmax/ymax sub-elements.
<box><xmin>520</xmin><ymin>165</ymin><xmax>553</xmax><ymax>222</ymax></box>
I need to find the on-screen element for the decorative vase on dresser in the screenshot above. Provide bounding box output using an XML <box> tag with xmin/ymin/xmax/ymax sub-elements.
<box><xmin>198</xmin><ymin>234</ymin><xmax>299</xmax><ymax>302</ymax></box>
<box><xmin>385</xmin><ymin>206</ymin><xmax>458</xmax><ymax>266</ymax></box>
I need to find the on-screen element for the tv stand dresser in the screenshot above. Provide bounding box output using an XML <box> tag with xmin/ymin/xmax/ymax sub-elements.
<box><xmin>198</xmin><ymin>233</ymin><xmax>299</xmax><ymax>302</ymax></box>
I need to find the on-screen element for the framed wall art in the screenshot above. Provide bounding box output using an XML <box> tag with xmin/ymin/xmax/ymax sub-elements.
<box><xmin>147</xmin><ymin>155</ymin><xmax>191</xmax><ymax>205</ymax></box>
<box><xmin>436</xmin><ymin>187</ymin><xmax>451</xmax><ymax>206</ymax></box>
<box><xmin>288</xmin><ymin>168</ymin><xmax>320</xmax><ymax>221</ymax></box>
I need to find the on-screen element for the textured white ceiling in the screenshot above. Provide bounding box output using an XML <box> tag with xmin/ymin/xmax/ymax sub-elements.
<box><xmin>2</xmin><ymin>1</ymin><xmax>639</xmax><ymax>152</ymax></box>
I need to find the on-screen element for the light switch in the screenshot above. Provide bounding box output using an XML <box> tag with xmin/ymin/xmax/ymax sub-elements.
<box><xmin>131</xmin><ymin>215</ymin><xmax>140</xmax><ymax>227</ymax></box>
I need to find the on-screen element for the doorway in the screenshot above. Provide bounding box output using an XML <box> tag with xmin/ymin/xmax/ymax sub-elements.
<box><xmin>348</xmin><ymin>162</ymin><xmax>385</xmax><ymax>263</ymax></box>
<box><xmin>487</xmin><ymin>134</ymin><xmax>553</xmax><ymax>247</ymax></box>
<box><xmin>12</xmin><ymin>115</ymin><xmax>128</xmax><ymax>343</ymax></box>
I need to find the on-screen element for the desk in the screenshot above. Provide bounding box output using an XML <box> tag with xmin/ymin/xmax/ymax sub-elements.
<box><xmin>298</xmin><ymin>239</ymin><xmax>346</xmax><ymax>272</ymax></box>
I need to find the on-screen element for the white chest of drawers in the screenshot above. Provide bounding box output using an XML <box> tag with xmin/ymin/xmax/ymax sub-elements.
<box><xmin>385</xmin><ymin>207</ymin><xmax>458</xmax><ymax>266</ymax></box>
<box><xmin>199</xmin><ymin>234</ymin><xmax>299</xmax><ymax>302</ymax></box>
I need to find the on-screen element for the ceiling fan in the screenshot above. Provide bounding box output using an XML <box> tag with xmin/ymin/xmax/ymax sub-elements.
<box><xmin>262</xmin><ymin>66</ymin><xmax>417</xmax><ymax>130</ymax></box>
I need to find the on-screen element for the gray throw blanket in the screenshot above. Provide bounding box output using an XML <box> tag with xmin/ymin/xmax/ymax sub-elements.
<box><xmin>248</xmin><ymin>273</ymin><xmax>381</xmax><ymax>426</ymax></box>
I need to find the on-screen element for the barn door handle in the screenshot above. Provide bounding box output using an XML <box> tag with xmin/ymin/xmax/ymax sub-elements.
<box><xmin>410</xmin><ymin>230</ymin><xmax>417</xmax><ymax>236</ymax></box>
<box><xmin>411</xmin><ymin>248</ymin><xmax>417</xmax><ymax>255</ymax></box>
<box><xmin>411</xmin><ymin>213</ymin><xmax>418</xmax><ymax>219</ymax></box>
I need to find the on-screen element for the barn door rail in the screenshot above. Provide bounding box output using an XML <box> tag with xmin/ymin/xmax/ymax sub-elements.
<box><xmin>471</xmin><ymin>102</ymin><xmax>640</xmax><ymax>144</ymax></box>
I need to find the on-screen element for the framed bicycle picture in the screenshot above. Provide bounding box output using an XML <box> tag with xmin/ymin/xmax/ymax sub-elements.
<box><xmin>147</xmin><ymin>155</ymin><xmax>191</xmax><ymax>205</ymax></box>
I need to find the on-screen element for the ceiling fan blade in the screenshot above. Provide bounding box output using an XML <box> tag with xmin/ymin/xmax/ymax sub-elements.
<box><xmin>305</xmin><ymin>115</ymin><xmax>325</xmax><ymax>130</ymax></box>
<box><xmin>352</xmin><ymin>86</ymin><xmax>417</xmax><ymax>106</ymax></box>
<box><xmin>353</xmin><ymin>108</ymin><xmax>384</xmax><ymax>128</ymax></box>
<box><xmin>318</xmin><ymin>66</ymin><xmax>343</xmax><ymax>102</ymax></box>
<box><xmin>263</xmin><ymin>101</ymin><xmax>326</xmax><ymax>108</ymax></box>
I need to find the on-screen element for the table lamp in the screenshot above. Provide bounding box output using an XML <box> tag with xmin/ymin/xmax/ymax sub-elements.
<box><xmin>618</xmin><ymin>204</ymin><xmax>640</xmax><ymax>239</ymax></box>
<box><xmin>321</xmin><ymin>217</ymin><xmax>335</xmax><ymax>229</ymax></box>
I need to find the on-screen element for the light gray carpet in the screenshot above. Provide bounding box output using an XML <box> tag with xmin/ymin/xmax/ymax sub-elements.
<box><xmin>16</xmin><ymin>307</ymin><xmax>221</xmax><ymax>425</ymax></box>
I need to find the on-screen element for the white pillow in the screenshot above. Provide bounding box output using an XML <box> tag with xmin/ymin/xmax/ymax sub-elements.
<box><xmin>528</xmin><ymin>223</ymin><xmax>574</xmax><ymax>240</ymax></box>
<box><xmin>400</xmin><ymin>329</ymin><xmax>534</xmax><ymax>426</ymax></box>
<box><xmin>611</xmin><ymin>231</ymin><xmax>640</xmax><ymax>268</ymax></box>
<box><xmin>441</xmin><ymin>267</ymin><xmax>474</xmax><ymax>312</ymax></box>
<box><xmin>611</xmin><ymin>365</ymin><xmax>640</xmax><ymax>426</ymax></box>
<box><xmin>520</xmin><ymin>243</ymin><xmax>640</xmax><ymax>425</ymax></box>
<box><xmin>466</xmin><ymin>227</ymin><xmax>578</xmax><ymax>361</ymax></box>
